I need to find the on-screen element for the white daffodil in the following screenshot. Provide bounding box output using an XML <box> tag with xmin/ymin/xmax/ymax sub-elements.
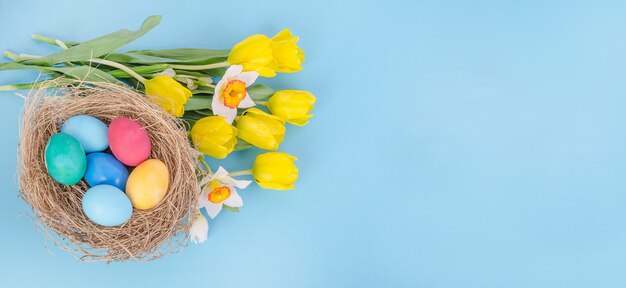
<box><xmin>190</xmin><ymin>212</ymin><xmax>209</xmax><ymax>244</ymax></box>
<box><xmin>198</xmin><ymin>166</ymin><xmax>251</xmax><ymax>219</ymax></box>
<box><xmin>211</xmin><ymin>65</ymin><xmax>258</xmax><ymax>123</ymax></box>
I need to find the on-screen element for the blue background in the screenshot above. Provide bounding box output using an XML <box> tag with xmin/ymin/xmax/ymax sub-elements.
<box><xmin>2</xmin><ymin>0</ymin><xmax>626</xmax><ymax>287</ymax></box>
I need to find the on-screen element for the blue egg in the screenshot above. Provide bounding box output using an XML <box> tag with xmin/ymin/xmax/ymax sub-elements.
<box><xmin>61</xmin><ymin>115</ymin><xmax>108</xmax><ymax>153</ymax></box>
<box><xmin>84</xmin><ymin>152</ymin><xmax>129</xmax><ymax>190</ymax></box>
<box><xmin>82</xmin><ymin>185</ymin><xmax>133</xmax><ymax>226</ymax></box>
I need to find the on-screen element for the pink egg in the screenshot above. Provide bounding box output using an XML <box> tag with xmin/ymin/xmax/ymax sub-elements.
<box><xmin>108</xmin><ymin>117</ymin><xmax>151</xmax><ymax>166</ymax></box>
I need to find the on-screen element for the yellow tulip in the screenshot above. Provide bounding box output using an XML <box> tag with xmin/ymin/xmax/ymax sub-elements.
<box><xmin>235</xmin><ymin>108</ymin><xmax>285</xmax><ymax>150</ymax></box>
<box><xmin>266</xmin><ymin>90</ymin><xmax>316</xmax><ymax>126</ymax></box>
<box><xmin>190</xmin><ymin>116</ymin><xmax>238</xmax><ymax>159</ymax></box>
<box><xmin>227</xmin><ymin>34</ymin><xmax>275</xmax><ymax>77</ymax></box>
<box><xmin>251</xmin><ymin>152</ymin><xmax>298</xmax><ymax>190</ymax></box>
<box><xmin>144</xmin><ymin>75</ymin><xmax>192</xmax><ymax>117</ymax></box>
<box><xmin>271</xmin><ymin>29</ymin><xmax>305</xmax><ymax>73</ymax></box>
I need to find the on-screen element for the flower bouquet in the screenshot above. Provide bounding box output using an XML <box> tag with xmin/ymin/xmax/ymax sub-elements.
<box><xmin>1</xmin><ymin>15</ymin><xmax>315</xmax><ymax>261</ymax></box>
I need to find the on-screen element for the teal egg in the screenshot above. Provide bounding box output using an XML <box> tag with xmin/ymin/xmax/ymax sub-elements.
<box><xmin>82</xmin><ymin>185</ymin><xmax>132</xmax><ymax>226</ymax></box>
<box><xmin>45</xmin><ymin>133</ymin><xmax>87</xmax><ymax>185</ymax></box>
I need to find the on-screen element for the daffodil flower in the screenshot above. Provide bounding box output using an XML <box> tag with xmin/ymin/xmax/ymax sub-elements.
<box><xmin>190</xmin><ymin>212</ymin><xmax>209</xmax><ymax>244</ymax></box>
<box><xmin>211</xmin><ymin>65</ymin><xmax>258</xmax><ymax>124</ymax></box>
<box><xmin>198</xmin><ymin>166</ymin><xmax>251</xmax><ymax>219</ymax></box>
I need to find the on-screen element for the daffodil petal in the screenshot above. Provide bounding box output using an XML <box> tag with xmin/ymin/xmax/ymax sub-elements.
<box><xmin>223</xmin><ymin>65</ymin><xmax>243</xmax><ymax>79</ymax></box>
<box><xmin>214</xmin><ymin>166</ymin><xmax>229</xmax><ymax>180</ymax></box>
<box><xmin>212</xmin><ymin>94</ymin><xmax>238</xmax><ymax>124</ymax></box>
<box><xmin>221</xmin><ymin>176</ymin><xmax>252</xmax><ymax>189</ymax></box>
<box><xmin>223</xmin><ymin>189</ymin><xmax>243</xmax><ymax>208</ymax></box>
<box><xmin>235</xmin><ymin>71</ymin><xmax>259</xmax><ymax>87</ymax></box>
<box><xmin>238</xmin><ymin>94</ymin><xmax>256</xmax><ymax>109</ymax></box>
<box><xmin>205</xmin><ymin>202</ymin><xmax>223</xmax><ymax>219</ymax></box>
<box><xmin>197</xmin><ymin>189</ymin><xmax>210</xmax><ymax>209</ymax></box>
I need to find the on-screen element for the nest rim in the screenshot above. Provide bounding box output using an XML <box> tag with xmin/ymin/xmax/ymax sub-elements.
<box><xmin>17</xmin><ymin>81</ymin><xmax>201</xmax><ymax>262</ymax></box>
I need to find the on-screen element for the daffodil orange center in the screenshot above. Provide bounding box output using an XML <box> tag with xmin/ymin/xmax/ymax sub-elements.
<box><xmin>208</xmin><ymin>185</ymin><xmax>231</xmax><ymax>203</ymax></box>
<box><xmin>222</xmin><ymin>80</ymin><xmax>247</xmax><ymax>108</ymax></box>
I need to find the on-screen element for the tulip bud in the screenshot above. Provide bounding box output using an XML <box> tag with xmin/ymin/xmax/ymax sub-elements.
<box><xmin>235</xmin><ymin>108</ymin><xmax>285</xmax><ymax>150</ymax></box>
<box><xmin>191</xmin><ymin>116</ymin><xmax>238</xmax><ymax>159</ymax></box>
<box><xmin>266</xmin><ymin>90</ymin><xmax>316</xmax><ymax>126</ymax></box>
<box><xmin>251</xmin><ymin>152</ymin><xmax>298</xmax><ymax>190</ymax></box>
<box><xmin>271</xmin><ymin>29</ymin><xmax>305</xmax><ymax>73</ymax></box>
<box><xmin>227</xmin><ymin>34</ymin><xmax>275</xmax><ymax>77</ymax></box>
<box><xmin>144</xmin><ymin>75</ymin><xmax>192</xmax><ymax>117</ymax></box>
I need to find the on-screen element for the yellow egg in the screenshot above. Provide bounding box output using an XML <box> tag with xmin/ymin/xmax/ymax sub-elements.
<box><xmin>126</xmin><ymin>159</ymin><xmax>169</xmax><ymax>210</ymax></box>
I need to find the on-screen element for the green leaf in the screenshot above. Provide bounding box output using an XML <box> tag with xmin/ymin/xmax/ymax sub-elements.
<box><xmin>129</xmin><ymin>48</ymin><xmax>228</xmax><ymax>64</ymax></box>
<box><xmin>106</xmin><ymin>63</ymin><xmax>169</xmax><ymax>78</ymax></box>
<box><xmin>184</xmin><ymin>95</ymin><xmax>213</xmax><ymax>111</ymax></box>
<box><xmin>222</xmin><ymin>205</ymin><xmax>240</xmax><ymax>213</ymax></box>
<box><xmin>234</xmin><ymin>139</ymin><xmax>253</xmax><ymax>151</ymax></box>
<box><xmin>192</xmin><ymin>87</ymin><xmax>215</xmax><ymax>95</ymax></box>
<box><xmin>0</xmin><ymin>62</ymin><xmax>122</xmax><ymax>84</ymax></box>
<box><xmin>0</xmin><ymin>62</ymin><xmax>29</xmax><ymax>71</ymax></box>
<box><xmin>22</xmin><ymin>15</ymin><xmax>162</xmax><ymax>66</ymax></box>
<box><xmin>248</xmin><ymin>84</ymin><xmax>274</xmax><ymax>100</ymax></box>
<box><xmin>182</xmin><ymin>110</ymin><xmax>208</xmax><ymax>121</ymax></box>
<box><xmin>103</xmin><ymin>53</ymin><xmax>181</xmax><ymax>64</ymax></box>
<box><xmin>194</xmin><ymin>109</ymin><xmax>213</xmax><ymax>116</ymax></box>
<box><xmin>50</xmin><ymin>66</ymin><xmax>124</xmax><ymax>84</ymax></box>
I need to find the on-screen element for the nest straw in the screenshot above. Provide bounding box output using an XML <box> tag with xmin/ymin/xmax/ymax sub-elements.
<box><xmin>17</xmin><ymin>81</ymin><xmax>200</xmax><ymax>262</ymax></box>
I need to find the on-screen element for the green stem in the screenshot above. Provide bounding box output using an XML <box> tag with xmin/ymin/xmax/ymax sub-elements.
<box><xmin>198</xmin><ymin>156</ymin><xmax>213</xmax><ymax>174</ymax></box>
<box><xmin>0</xmin><ymin>83</ymin><xmax>32</xmax><ymax>91</ymax></box>
<box><xmin>228</xmin><ymin>170</ymin><xmax>252</xmax><ymax>177</ymax></box>
<box><xmin>31</xmin><ymin>34</ymin><xmax>78</xmax><ymax>48</ymax></box>
<box><xmin>31</xmin><ymin>34</ymin><xmax>62</xmax><ymax>46</ymax></box>
<box><xmin>18</xmin><ymin>53</ymin><xmax>41</xmax><ymax>60</ymax></box>
<box><xmin>0</xmin><ymin>80</ymin><xmax>67</xmax><ymax>91</ymax></box>
<box><xmin>254</xmin><ymin>100</ymin><xmax>267</xmax><ymax>106</ymax></box>
<box><xmin>3</xmin><ymin>51</ymin><xmax>20</xmax><ymax>61</ymax></box>
<box><xmin>169</xmin><ymin>61</ymin><xmax>229</xmax><ymax>71</ymax></box>
<box><xmin>108</xmin><ymin>64</ymin><xmax>169</xmax><ymax>78</ymax></box>
<box><xmin>89</xmin><ymin>58</ymin><xmax>147</xmax><ymax>83</ymax></box>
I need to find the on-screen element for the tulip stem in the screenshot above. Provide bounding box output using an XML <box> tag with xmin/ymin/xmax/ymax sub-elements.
<box><xmin>3</xmin><ymin>50</ymin><xmax>20</xmax><ymax>61</ymax></box>
<box><xmin>0</xmin><ymin>83</ymin><xmax>33</xmax><ymax>91</ymax></box>
<box><xmin>89</xmin><ymin>58</ymin><xmax>147</xmax><ymax>84</ymax></box>
<box><xmin>254</xmin><ymin>100</ymin><xmax>267</xmax><ymax>106</ymax></box>
<box><xmin>228</xmin><ymin>170</ymin><xmax>252</xmax><ymax>177</ymax></box>
<box><xmin>169</xmin><ymin>61</ymin><xmax>229</xmax><ymax>71</ymax></box>
<box><xmin>0</xmin><ymin>80</ymin><xmax>69</xmax><ymax>91</ymax></box>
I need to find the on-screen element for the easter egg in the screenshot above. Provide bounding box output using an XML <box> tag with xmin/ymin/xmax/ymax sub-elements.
<box><xmin>45</xmin><ymin>133</ymin><xmax>87</xmax><ymax>185</ymax></box>
<box><xmin>108</xmin><ymin>117</ymin><xmax>151</xmax><ymax>166</ymax></box>
<box><xmin>126</xmin><ymin>159</ymin><xmax>169</xmax><ymax>210</ymax></box>
<box><xmin>60</xmin><ymin>115</ymin><xmax>108</xmax><ymax>153</ymax></box>
<box><xmin>84</xmin><ymin>152</ymin><xmax>129</xmax><ymax>190</ymax></box>
<box><xmin>82</xmin><ymin>185</ymin><xmax>133</xmax><ymax>226</ymax></box>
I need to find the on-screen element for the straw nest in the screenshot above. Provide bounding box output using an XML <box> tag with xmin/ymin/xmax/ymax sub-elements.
<box><xmin>17</xmin><ymin>81</ymin><xmax>201</xmax><ymax>262</ymax></box>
